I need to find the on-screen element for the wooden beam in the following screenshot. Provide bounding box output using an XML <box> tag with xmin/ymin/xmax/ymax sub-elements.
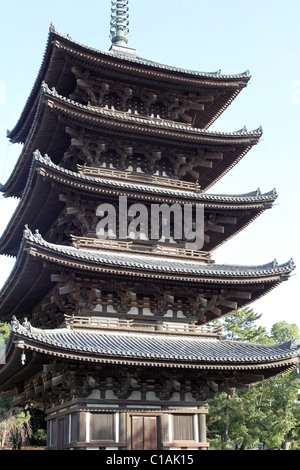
<box><xmin>228</xmin><ymin>291</ymin><xmax>252</xmax><ymax>300</ymax></box>
<box><xmin>206</xmin><ymin>224</ymin><xmax>225</xmax><ymax>233</ymax></box>
<box><xmin>180</xmin><ymin>113</ymin><xmax>193</xmax><ymax>123</ymax></box>
<box><xmin>59</xmin><ymin>285</ymin><xmax>75</xmax><ymax>295</ymax></box>
<box><xmin>58</xmin><ymin>194</ymin><xmax>71</xmax><ymax>204</ymax></box>
<box><xmin>197</xmin><ymin>313</ymin><xmax>207</xmax><ymax>324</ymax></box>
<box><xmin>197</xmin><ymin>295</ymin><xmax>208</xmax><ymax>307</ymax></box>
<box><xmin>203</xmin><ymin>152</ymin><xmax>223</xmax><ymax>160</ymax></box>
<box><xmin>196</xmin><ymin>159</ymin><xmax>213</xmax><ymax>168</ymax></box>
<box><xmin>186</xmin><ymin>169</ymin><xmax>199</xmax><ymax>179</ymax></box>
<box><xmin>43</xmin><ymin>364</ymin><xmax>60</xmax><ymax>373</ymax></box>
<box><xmin>51</xmin><ymin>374</ymin><xmax>67</xmax><ymax>387</ymax></box>
<box><xmin>211</xmin><ymin>307</ymin><xmax>222</xmax><ymax>316</ymax></box>
<box><xmin>207</xmin><ymin>380</ymin><xmax>218</xmax><ymax>392</ymax></box>
<box><xmin>195</xmin><ymin>95</ymin><xmax>215</xmax><ymax>103</ymax></box>
<box><xmin>216</xmin><ymin>216</ymin><xmax>237</xmax><ymax>225</ymax></box>
<box><xmin>236</xmin><ymin>373</ymin><xmax>265</xmax><ymax>383</ymax></box>
<box><xmin>1</xmin><ymin>388</ymin><xmax>18</xmax><ymax>399</ymax></box>
<box><xmin>66</xmin><ymin>207</ymin><xmax>79</xmax><ymax>215</ymax></box>
<box><xmin>218</xmin><ymin>300</ymin><xmax>238</xmax><ymax>309</ymax></box>
<box><xmin>187</xmin><ymin>102</ymin><xmax>205</xmax><ymax>111</ymax></box>
<box><xmin>51</xmin><ymin>274</ymin><xmax>68</xmax><ymax>283</ymax></box>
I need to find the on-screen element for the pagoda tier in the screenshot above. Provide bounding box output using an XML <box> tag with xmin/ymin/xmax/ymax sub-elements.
<box><xmin>0</xmin><ymin>151</ymin><xmax>276</xmax><ymax>256</ymax></box>
<box><xmin>2</xmin><ymin>85</ymin><xmax>262</xmax><ymax>198</ymax></box>
<box><xmin>0</xmin><ymin>227</ymin><xmax>294</xmax><ymax>328</ymax></box>
<box><xmin>7</xmin><ymin>25</ymin><xmax>251</xmax><ymax>146</ymax></box>
<box><xmin>0</xmin><ymin>319</ymin><xmax>299</xmax><ymax>450</ymax></box>
<box><xmin>1</xmin><ymin>319</ymin><xmax>299</xmax><ymax>400</ymax></box>
<box><xmin>0</xmin><ymin>13</ymin><xmax>298</xmax><ymax>449</ymax></box>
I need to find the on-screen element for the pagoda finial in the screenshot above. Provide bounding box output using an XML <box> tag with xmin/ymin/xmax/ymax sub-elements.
<box><xmin>110</xmin><ymin>0</ymin><xmax>129</xmax><ymax>47</ymax></box>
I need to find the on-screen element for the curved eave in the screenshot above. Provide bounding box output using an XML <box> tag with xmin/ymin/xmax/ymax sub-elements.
<box><xmin>0</xmin><ymin>151</ymin><xmax>276</xmax><ymax>256</ymax></box>
<box><xmin>0</xmin><ymin>242</ymin><xmax>57</xmax><ymax>322</ymax></box>
<box><xmin>2</xmin><ymin>86</ymin><xmax>262</xmax><ymax>198</ymax></box>
<box><xmin>34</xmin><ymin>151</ymin><xmax>276</xmax><ymax>206</ymax></box>
<box><xmin>7</xmin><ymin>26</ymin><xmax>250</xmax><ymax>143</ymax></box>
<box><xmin>0</xmin><ymin>156</ymin><xmax>64</xmax><ymax>256</ymax></box>
<box><xmin>1</xmin><ymin>326</ymin><xmax>299</xmax><ymax>393</ymax></box>
<box><xmin>21</xmin><ymin>231</ymin><xmax>295</xmax><ymax>284</ymax></box>
<box><xmin>7</xmin><ymin>27</ymin><xmax>75</xmax><ymax>144</ymax></box>
<box><xmin>53</xmin><ymin>29</ymin><xmax>251</xmax><ymax>84</ymax></box>
<box><xmin>41</xmin><ymin>87</ymin><xmax>263</xmax><ymax>145</ymax></box>
<box><xmin>1</xmin><ymin>89</ymin><xmax>70</xmax><ymax>198</ymax></box>
<box><xmin>0</xmin><ymin>228</ymin><xmax>294</xmax><ymax>322</ymax></box>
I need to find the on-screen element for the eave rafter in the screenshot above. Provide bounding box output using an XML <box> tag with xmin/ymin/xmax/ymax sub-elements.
<box><xmin>0</xmin><ymin>226</ymin><xmax>294</xmax><ymax>327</ymax></box>
<box><xmin>7</xmin><ymin>25</ymin><xmax>251</xmax><ymax>144</ymax></box>
<box><xmin>0</xmin><ymin>151</ymin><xmax>276</xmax><ymax>257</ymax></box>
<box><xmin>1</xmin><ymin>320</ymin><xmax>299</xmax><ymax>401</ymax></box>
<box><xmin>1</xmin><ymin>85</ymin><xmax>262</xmax><ymax>198</ymax></box>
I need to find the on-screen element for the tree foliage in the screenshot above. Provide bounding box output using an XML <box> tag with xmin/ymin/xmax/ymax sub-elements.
<box><xmin>0</xmin><ymin>322</ymin><xmax>11</xmax><ymax>345</ymax></box>
<box><xmin>208</xmin><ymin>308</ymin><xmax>300</xmax><ymax>450</ymax></box>
<box><xmin>0</xmin><ymin>322</ymin><xmax>47</xmax><ymax>448</ymax></box>
<box><xmin>0</xmin><ymin>407</ymin><xmax>32</xmax><ymax>449</ymax></box>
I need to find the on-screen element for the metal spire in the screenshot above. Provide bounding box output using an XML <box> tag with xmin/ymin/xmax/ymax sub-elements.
<box><xmin>110</xmin><ymin>0</ymin><xmax>129</xmax><ymax>47</ymax></box>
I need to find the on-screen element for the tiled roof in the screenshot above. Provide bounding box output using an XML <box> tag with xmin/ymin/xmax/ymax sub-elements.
<box><xmin>39</xmin><ymin>84</ymin><xmax>263</xmax><ymax>139</ymax></box>
<box><xmin>50</xmin><ymin>25</ymin><xmax>251</xmax><ymax>80</ymax></box>
<box><xmin>7</xmin><ymin>25</ymin><xmax>252</xmax><ymax>145</ymax></box>
<box><xmin>0</xmin><ymin>150</ymin><xmax>276</xmax><ymax>258</ymax></box>
<box><xmin>0</xmin><ymin>225</ymin><xmax>293</xmax><ymax>324</ymax></box>
<box><xmin>22</xmin><ymin>226</ymin><xmax>294</xmax><ymax>280</ymax></box>
<box><xmin>34</xmin><ymin>151</ymin><xmax>276</xmax><ymax>203</ymax></box>
<box><xmin>2</xmin><ymin>84</ymin><xmax>262</xmax><ymax>198</ymax></box>
<box><xmin>10</xmin><ymin>320</ymin><xmax>300</xmax><ymax>368</ymax></box>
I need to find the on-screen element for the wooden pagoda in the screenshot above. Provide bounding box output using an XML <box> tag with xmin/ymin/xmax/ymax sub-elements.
<box><xmin>0</xmin><ymin>4</ymin><xmax>299</xmax><ymax>450</ymax></box>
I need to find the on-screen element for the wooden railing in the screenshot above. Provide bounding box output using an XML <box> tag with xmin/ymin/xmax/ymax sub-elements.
<box><xmin>77</xmin><ymin>165</ymin><xmax>200</xmax><ymax>191</ymax></box>
<box><xmin>71</xmin><ymin>236</ymin><xmax>212</xmax><ymax>262</ymax></box>
<box><xmin>62</xmin><ymin>315</ymin><xmax>224</xmax><ymax>337</ymax></box>
<box><xmin>154</xmin><ymin>244</ymin><xmax>211</xmax><ymax>260</ymax></box>
<box><xmin>72</xmin><ymin>236</ymin><xmax>133</xmax><ymax>251</ymax></box>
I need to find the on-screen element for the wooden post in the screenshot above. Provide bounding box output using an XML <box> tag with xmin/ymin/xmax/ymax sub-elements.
<box><xmin>199</xmin><ymin>412</ymin><xmax>207</xmax><ymax>449</ymax></box>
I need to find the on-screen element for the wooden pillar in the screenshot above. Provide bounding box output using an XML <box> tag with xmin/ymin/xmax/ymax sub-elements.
<box><xmin>199</xmin><ymin>411</ymin><xmax>207</xmax><ymax>448</ymax></box>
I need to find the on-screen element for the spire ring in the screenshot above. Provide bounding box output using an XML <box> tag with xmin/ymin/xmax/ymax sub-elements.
<box><xmin>110</xmin><ymin>0</ymin><xmax>129</xmax><ymax>47</ymax></box>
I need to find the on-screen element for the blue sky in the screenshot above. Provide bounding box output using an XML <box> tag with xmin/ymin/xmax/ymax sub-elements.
<box><xmin>0</xmin><ymin>0</ymin><xmax>299</xmax><ymax>332</ymax></box>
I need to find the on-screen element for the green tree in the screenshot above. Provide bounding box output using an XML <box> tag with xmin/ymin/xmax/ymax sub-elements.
<box><xmin>0</xmin><ymin>407</ymin><xmax>32</xmax><ymax>449</ymax></box>
<box><xmin>0</xmin><ymin>321</ymin><xmax>46</xmax><ymax>448</ymax></box>
<box><xmin>207</xmin><ymin>310</ymin><xmax>300</xmax><ymax>450</ymax></box>
<box><xmin>222</xmin><ymin>308</ymin><xmax>269</xmax><ymax>343</ymax></box>
<box><xmin>0</xmin><ymin>322</ymin><xmax>10</xmax><ymax>345</ymax></box>
<box><xmin>208</xmin><ymin>390</ymin><xmax>262</xmax><ymax>450</ymax></box>
<box><xmin>0</xmin><ymin>322</ymin><xmax>10</xmax><ymax>365</ymax></box>
<box><xmin>26</xmin><ymin>404</ymin><xmax>47</xmax><ymax>447</ymax></box>
<box><xmin>270</xmin><ymin>321</ymin><xmax>300</xmax><ymax>344</ymax></box>
<box><xmin>252</xmin><ymin>370</ymin><xmax>300</xmax><ymax>450</ymax></box>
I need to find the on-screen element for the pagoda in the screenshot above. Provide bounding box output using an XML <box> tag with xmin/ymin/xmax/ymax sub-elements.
<box><xmin>0</xmin><ymin>1</ymin><xmax>299</xmax><ymax>451</ymax></box>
